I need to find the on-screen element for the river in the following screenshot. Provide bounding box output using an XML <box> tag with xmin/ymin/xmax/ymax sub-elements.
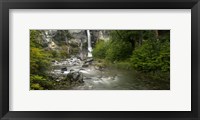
<box><xmin>50</xmin><ymin>57</ymin><xmax>169</xmax><ymax>90</ymax></box>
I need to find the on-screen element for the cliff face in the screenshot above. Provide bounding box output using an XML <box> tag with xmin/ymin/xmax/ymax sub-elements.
<box><xmin>68</xmin><ymin>30</ymin><xmax>110</xmax><ymax>47</ymax></box>
<box><xmin>41</xmin><ymin>30</ymin><xmax>110</xmax><ymax>48</ymax></box>
<box><xmin>38</xmin><ymin>30</ymin><xmax>110</xmax><ymax>59</ymax></box>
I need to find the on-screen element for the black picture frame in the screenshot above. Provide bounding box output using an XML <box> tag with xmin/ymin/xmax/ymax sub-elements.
<box><xmin>0</xmin><ymin>0</ymin><xmax>199</xmax><ymax>120</ymax></box>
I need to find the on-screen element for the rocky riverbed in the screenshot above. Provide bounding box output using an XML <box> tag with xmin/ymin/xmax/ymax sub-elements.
<box><xmin>49</xmin><ymin>57</ymin><xmax>166</xmax><ymax>90</ymax></box>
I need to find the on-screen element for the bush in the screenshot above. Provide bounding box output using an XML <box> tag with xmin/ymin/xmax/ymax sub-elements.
<box><xmin>30</xmin><ymin>75</ymin><xmax>54</xmax><ymax>90</ymax></box>
<box><xmin>130</xmin><ymin>40</ymin><xmax>170</xmax><ymax>73</ymax></box>
<box><xmin>30</xmin><ymin>48</ymin><xmax>51</xmax><ymax>75</ymax></box>
<box><xmin>105</xmin><ymin>40</ymin><xmax>132</xmax><ymax>62</ymax></box>
<box><xmin>92</xmin><ymin>40</ymin><xmax>108</xmax><ymax>59</ymax></box>
<box><xmin>156</xmin><ymin>40</ymin><xmax>170</xmax><ymax>72</ymax></box>
<box><xmin>50</xmin><ymin>50</ymin><xmax>60</xmax><ymax>58</ymax></box>
<box><xmin>31</xmin><ymin>83</ymin><xmax>44</xmax><ymax>90</ymax></box>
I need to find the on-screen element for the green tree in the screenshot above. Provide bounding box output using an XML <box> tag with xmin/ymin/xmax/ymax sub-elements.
<box><xmin>30</xmin><ymin>47</ymin><xmax>51</xmax><ymax>75</ymax></box>
<box><xmin>92</xmin><ymin>40</ymin><xmax>108</xmax><ymax>59</ymax></box>
<box><xmin>105</xmin><ymin>40</ymin><xmax>132</xmax><ymax>62</ymax></box>
<box><xmin>130</xmin><ymin>36</ymin><xmax>170</xmax><ymax>73</ymax></box>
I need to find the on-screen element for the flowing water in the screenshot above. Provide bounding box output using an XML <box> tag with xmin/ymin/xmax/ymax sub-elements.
<box><xmin>87</xmin><ymin>30</ymin><xmax>92</xmax><ymax>57</ymax></box>
<box><xmin>50</xmin><ymin>57</ymin><xmax>168</xmax><ymax>90</ymax></box>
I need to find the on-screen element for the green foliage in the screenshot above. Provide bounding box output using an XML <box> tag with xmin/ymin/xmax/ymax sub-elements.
<box><xmin>105</xmin><ymin>40</ymin><xmax>132</xmax><ymax>62</ymax></box>
<box><xmin>50</xmin><ymin>50</ymin><xmax>60</xmax><ymax>58</ymax></box>
<box><xmin>60</xmin><ymin>50</ymin><xmax>68</xmax><ymax>58</ymax></box>
<box><xmin>93</xmin><ymin>39</ymin><xmax>132</xmax><ymax>62</ymax></box>
<box><xmin>142</xmin><ymin>30</ymin><xmax>157</xmax><ymax>41</ymax></box>
<box><xmin>92</xmin><ymin>40</ymin><xmax>108</xmax><ymax>59</ymax></box>
<box><xmin>30</xmin><ymin>30</ymin><xmax>170</xmax><ymax>90</ymax></box>
<box><xmin>30</xmin><ymin>75</ymin><xmax>46</xmax><ymax>81</ymax></box>
<box><xmin>157</xmin><ymin>40</ymin><xmax>170</xmax><ymax>72</ymax></box>
<box><xmin>30</xmin><ymin>75</ymin><xmax>54</xmax><ymax>90</ymax></box>
<box><xmin>130</xmin><ymin>38</ymin><xmax>170</xmax><ymax>73</ymax></box>
<box><xmin>30</xmin><ymin>47</ymin><xmax>52</xmax><ymax>75</ymax></box>
<box><xmin>30</xmin><ymin>30</ymin><xmax>43</xmax><ymax>48</ymax></box>
<box><xmin>93</xmin><ymin>30</ymin><xmax>169</xmax><ymax>73</ymax></box>
<box><xmin>110</xmin><ymin>30</ymin><xmax>146</xmax><ymax>49</ymax></box>
<box><xmin>30</xmin><ymin>30</ymin><xmax>54</xmax><ymax>90</ymax></box>
<box><xmin>110</xmin><ymin>30</ymin><xmax>142</xmax><ymax>41</ymax></box>
<box><xmin>31</xmin><ymin>83</ymin><xmax>44</xmax><ymax>90</ymax></box>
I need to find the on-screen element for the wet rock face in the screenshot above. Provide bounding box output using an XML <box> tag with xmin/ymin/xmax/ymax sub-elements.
<box><xmin>40</xmin><ymin>30</ymin><xmax>110</xmax><ymax>48</ymax></box>
<box><xmin>68</xmin><ymin>30</ymin><xmax>87</xmax><ymax>41</ymax></box>
<box><xmin>68</xmin><ymin>30</ymin><xmax>110</xmax><ymax>48</ymax></box>
<box><xmin>40</xmin><ymin>30</ymin><xmax>110</xmax><ymax>60</ymax></box>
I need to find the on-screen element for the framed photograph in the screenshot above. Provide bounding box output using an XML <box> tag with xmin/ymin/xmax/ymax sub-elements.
<box><xmin>0</xmin><ymin>0</ymin><xmax>199</xmax><ymax>119</ymax></box>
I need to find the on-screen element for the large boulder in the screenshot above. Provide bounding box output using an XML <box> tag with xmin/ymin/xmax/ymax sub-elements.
<box><xmin>67</xmin><ymin>71</ymin><xmax>84</xmax><ymax>83</ymax></box>
<box><xmin>82</xmin><ymin>63</ymin><xmax>89</xmax><ymax>68</ymax></box>
<box><xmin>82</xmin><ymin>58</ymin><xmax>93</xmax><ymax>67</ymax></box>
<box><xmin>85</xmin><ymin>58</ymin><xmax>93</xmax><ymax>63</ymax></box>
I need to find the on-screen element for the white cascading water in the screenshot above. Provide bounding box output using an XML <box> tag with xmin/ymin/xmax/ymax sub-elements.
<box><xmin>87</xmin><ymin>30</ymin><xmax>92</xmax><ymax>57</ymax></box>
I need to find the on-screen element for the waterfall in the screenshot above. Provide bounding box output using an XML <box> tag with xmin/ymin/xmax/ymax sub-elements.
<box><xmin>87</xmin><ymin>30</ymin><xmax>92</xmax><ymax>57</ymax></box>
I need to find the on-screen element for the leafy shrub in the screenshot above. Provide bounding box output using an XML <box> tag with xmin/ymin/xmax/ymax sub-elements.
<box><xmin>93</xmin><ymin>40</ymin><xmax>132</xmax><ymax>62</ymax></box>
<box><xmin>92</xmin><ymin>40</ymin><xmax>108</xmax><ymax>59</ymax></box>
<box><xmin>31</xmin><ymin>83</ymin><xmax>44</xmax><ymax>90</ymax></box>
<box><xmin>50</xmin><ymin>50</ymin><xmax>60</xmax><ymax>58</ymax></box>
<box><xmin>130</xmin><ymin>39</ymin><xmax>170</xmax><ymax>73</ymax></box>
<box><xmin>156</xmin><ymin>40</ymin><xmax>170</xmax><ymax>72</ymax></box>
<box><xmin>30</xmin><ymin>75</ymin><xmax>54</xmax><ymax>90</ymax></box>
<box><xmin>30</xmin><ymin>48</ymin><xmax>51</xmax><ymax>75</ymax></box>
<box><xmin>105</xmin><ymin>40</ymin><xmax>132</xmax><ymax>62</ymax></box>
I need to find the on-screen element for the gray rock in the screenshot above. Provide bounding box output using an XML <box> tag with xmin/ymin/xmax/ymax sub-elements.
<box><xmin>67</xmin><ymin>71</ymin><xmax>84</xmax><ymax>83</ymax></box>
<box><xmin>86</xmin><ymin>58</ymin><xmax>93</xmax><ymax>62</ymax></box>
<box><xmin>61</xmin><ymin>67</ymin><xmax>67</xmax><ymax>71</ymax></box>
<box><xmin>82</xmin><ymin>64</ymin><xmax>89</xmax><ymax>68</ymax></box>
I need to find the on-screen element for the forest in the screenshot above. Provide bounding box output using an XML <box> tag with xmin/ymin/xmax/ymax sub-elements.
<box><xmin>30</xmin><ymin>30</ymin><xmax>170</xmax><ymax>90</ymax></box>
